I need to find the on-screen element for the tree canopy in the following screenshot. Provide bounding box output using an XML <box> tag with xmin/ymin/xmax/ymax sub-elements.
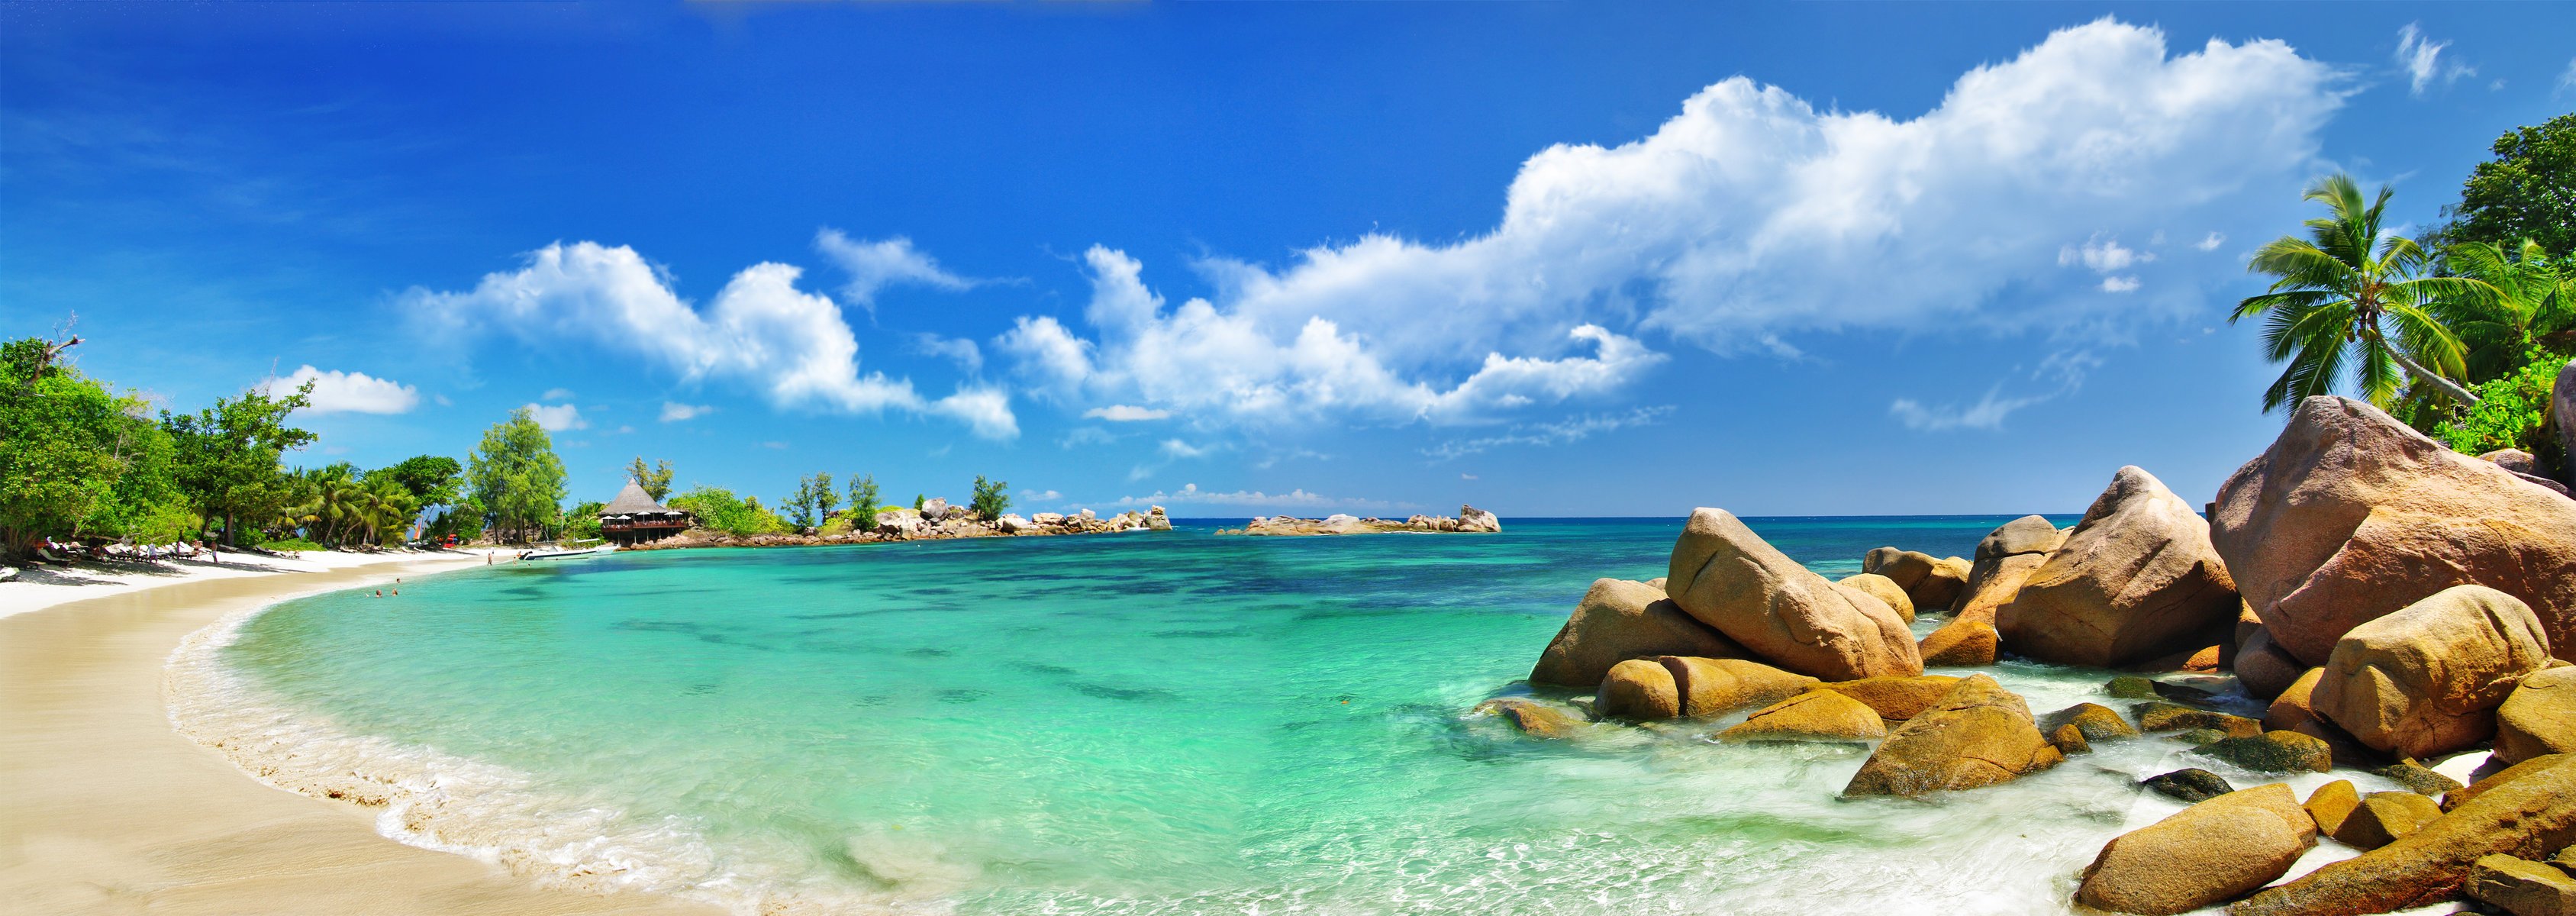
<box><xmin>0</xmin><ymin>336</ymin><xmax>185</xmax><ymax>555</ymax></box>
<box><xmin>628</xmin><ymin>456</ymin><xmax>675</xmax><ymax>501</ymax></box>
<box><xmin>2437</xmin><ymin>113</ymin><xmax>2576</xmax><ymax>256</ymax></box>
<box><xmin>161</xmin><ymin>379</ymin><xmax>316</xmax><ymax>548</ymax></box>
<box><xmin>467</xmin><ymin>408</ymin><xmax>567</xmax><ymax>543</ymax></box>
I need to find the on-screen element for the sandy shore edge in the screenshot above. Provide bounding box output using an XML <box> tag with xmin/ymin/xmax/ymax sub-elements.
<box><xmin>0</xmin><ymin>552</ymin><xmax>722</xmax><ymax>915</ymax></box>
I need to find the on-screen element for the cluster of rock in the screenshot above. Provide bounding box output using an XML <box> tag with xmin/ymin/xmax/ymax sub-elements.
<box><xmin>1485</xmin><ymin>395</ymin><xmax>2576</xmax><ymax>915</ymax></box>
<box><xmin>628</xmin><ymin>504</ymin><xmax>1172</xmax><ymax>550</ymax></box>
<box><xmin>1218</xmin><ymin>505</ymin><xmax>1500</xmax><ymax>536</ymax></box>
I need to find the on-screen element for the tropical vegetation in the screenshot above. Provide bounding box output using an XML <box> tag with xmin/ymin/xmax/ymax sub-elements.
<box><xmin>2235</xmin><ymin>112</ymin><xmax>2574</xmax><ymax>477</ymax></box>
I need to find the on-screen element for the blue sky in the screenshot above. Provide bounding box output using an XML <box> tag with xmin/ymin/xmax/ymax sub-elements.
<box><xmin>6</xmin><ymin>2</ymin><xmax>2574</xmax><ymax>518</ymax></box>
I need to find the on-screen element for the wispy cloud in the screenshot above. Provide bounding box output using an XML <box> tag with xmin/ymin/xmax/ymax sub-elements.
<box><xmin>1104</xmin><ymin>482</ymin><xmax>1409</xmax><ymax>513</ymax></box>
<box><xmin>910</xmin><ymin>333</ymin><xmax>982</xmax><ymax>374</ymax></box>
<box><xmin>812</xmin><ymin>229</ymin><xmax>982</xmax><ymax>318</ymax></box>
<box><xmin>2194</xmin><ymin>232</ymin><xmax>2226</xmax><ymax>252</ymax></box>
<box><xmin>2395</xmin><ymin>24</ymin><xmax>2473</xmax><ymax>97</ymax></box>
<box><xmin>1084</xmin><ymin>405</ymin><xmax>1170</xmax><ymax>421</ymax></box>
<box><xmin>540</xmin><ymin>387</ymin><xmax>575</xmax><ymax>401</ymax></box>
<box><xmin>258</xmin><ymin>365</ymin><xmax>419</xmax><ymax>414</ymax></box>
<box><xmin>1888</xmin><ymin>350</ymin><xmax>2100</xmax><ymax>432</ymax></box>
<box><xmin>1425</xmin><ymin>406</ymin><xmax>1675</xmax><ymax>460</ymax></box>
<box><xmin>659</xmin><ymin>402</ymin><xmax>713</xmax><ymax>422</ymax></box>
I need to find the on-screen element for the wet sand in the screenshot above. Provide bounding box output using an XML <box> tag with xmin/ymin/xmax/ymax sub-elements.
<box><xmin>0</xmin><ymin>555</ymin><xmax>721</xmax><ymax>916</ymax></box>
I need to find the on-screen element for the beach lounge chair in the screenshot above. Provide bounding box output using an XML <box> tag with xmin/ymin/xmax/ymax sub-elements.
<box><xmin>34</xmin><ymin>547</ymin><xmax>73</xmax><ymax>565</ymax></box>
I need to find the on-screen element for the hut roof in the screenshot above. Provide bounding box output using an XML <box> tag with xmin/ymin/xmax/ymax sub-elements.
<box><xmin>601</xmin><ymin>480</ymin><xmax>676</xmax><ymax>515</ymax></box>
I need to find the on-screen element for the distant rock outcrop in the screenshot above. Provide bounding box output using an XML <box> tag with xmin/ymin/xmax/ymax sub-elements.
<box><xmin>1222</xmin><ymin>505</ymin><xmax>1501</xmax><ymax>536</ymax></box>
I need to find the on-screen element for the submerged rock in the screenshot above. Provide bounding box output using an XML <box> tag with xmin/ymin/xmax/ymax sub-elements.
<box><xmin>2132</xmin><ymin>702</ymin><xmax>2262</xmax><ymax>738</ymax></box>
<box><xmin>2078</xmin><ymin>783</ymin><xmax>2316</xmax><ymax>915</ymax></box>
<box><xmin>1843</xmin><ymin>674</ymin><xmax>2062</xmax><ymax>797</ymax></box>
<box><xmin>1667</xmin><ymin>508</ymin><xmax>1923</xmax><ymax>681</ymax></box>
<box><xmin>2311</xmin><ymin>584</ymin><xmax>2551</xmax><ymax>759</ymax></box>
<box><xmin>2230</xmin><ymin>754</ymin><xmax>2576</xmax><ymax>915</ymax></box>
<box><xmin>1997</xmin><ymin>466</ymin><xmax>2241</xmax><ymax>668</ymax></box>
<box><xmin>1528</xmin><ymin>579</ymin><xmax>1743</xmax><ymax>688</ymax></box>
<box><xmin>2142</xmin><ymin>768</ymin><xmax>2236</xmax><ymax>803</ymax></box>
<box><xmin>2370</xmin><ymin>760</ymin><xmax>2463</xmax><ymax>797</ymax></box>
<box><xmin>2197</xmin><ymin>731</ymin><xmax>2333</xmax><ymax>773</ymax></box>
<box><xmin>2496</xmin><ymin>664</ymin><xmax>2576</xmax><ymax>765</ymax></box>
<box><xmin>2107</xmin><ymin>676</ymin><xmax>2160</xmax><ymax>699</ymax></box>
<box><xmin>1715</xmin><ymin>690</ymin><xmax>1886</xmax><ymax>743</ymax></box>
<box><xmin>2210</xmin><ymin>395</ymin><xmax>2576</xmax><ymax>667</ymax></box>
<box><xmin>1473</xmin><ymin>698</ymin><xmax>1582</xmax><ymax>739</ymax></box>
<box><xmin>2043</xmin><ymin>702</ymin><xmax>2140</xmax><ymax>743</ymax></box>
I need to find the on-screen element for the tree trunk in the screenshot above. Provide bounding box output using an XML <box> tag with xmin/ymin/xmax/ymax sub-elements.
<box><xmin>2387</xmin><ymin>348</ymin><xmax>2481</xmax><ymax>407</ymax></box>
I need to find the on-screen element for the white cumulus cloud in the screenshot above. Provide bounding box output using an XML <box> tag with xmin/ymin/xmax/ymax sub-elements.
<box><xmin>258</xmin><ymin>365</ymin><xmax>420</xmax><ymax>414</ymax></box>
<box><xmin>408</xmin><ymin>240</ymin><xmax>1016</xmax><ymax>440</ymax></box>
<box><xmin>525</xmin><ymin>402</ymin><xmax>586</xmax><ymax>431</ymax></box>
<box><xmin>996</xmin><ymin>20</ymin><xmax>2339</xmax><ymax>430</ymax></box>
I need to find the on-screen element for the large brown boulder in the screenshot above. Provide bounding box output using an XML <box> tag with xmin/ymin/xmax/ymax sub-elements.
<box><xmin>1996</xmin><ymin>466</ymin><xmax>2241</xmax><ymax>668</ymax></box>
<box><xmin>1668</xmin><ymin>509</ymin><xmax>1923</xmax><ymax>680</ymax></box>
<box><xmin>2332</xmin><ymin>791</ymin><xmax>2443</xmax><ymax>851</ymax></box>
<box><xmin>1716</xmin><ymin>690</ymin><xmax>1888</xmax><ymax>743</ymax></box>
<box><xmin>1837</xmin><ymin>573</ymin><xmax>1915</xmax><ymax>623</ymax></box>
<box><xmin>1594</xmin><ymin>659</ymin><xmax>1681</xmax><ymax>720</ymax></box>
<box><xmin>1843</xmin><ymin>674</ymin><xmax>2063</xmax><ymax>796</ymax></box>
<box><xmin>1530</xmin><ymin>579</ymin><xmax>1744</xmax><ymax>687</ymax></box>
<box><xmin>2077</xmin><ymin>783</ymin><xmax>2318</xmax><ymax>915</ymax></box>
<box><xmin>2266</xmin><ymin>667</ymin><xmax>2324</xmax><ymax>733</ymax></box>
<box><xmin>2560</xmin><ymin>356</ymin><xmax>2576</xmax><ymax>486</ymax></box>
<box><xmin>2311</xmin><ymin>585</ymin><xmax>2552</xmax><ymax>759</ymax></box>
<box><xmin>1918</xmin><ymin>617</ymin><xmax>1999</xmax><ymax>666</ymax></box>
<box><xmin>2229</xmin><ymin>754</ymin><xmax>2576</xmax><ymax>915</ymax></box>
<box><xmin>1818</xmin><ymin>675</ymin><xmax>1963</xmax><ymax>721</ymax></box>
<box><xmin>1659</xmin><ymin>656</ymin><xmax>1817</xmax><ymax>718</ymax></box>
<box><xmin>1950</xmin><ymin>514</ymin><xmax>2067</xmax><ymax>623</ymax></box>
<box><xmin>2236</xmin><ymin>626</ymin><xmax>2307</xmax><ymax>702</ymax></box>
<box><xmin>2210</xmin><ymin>395</ymin><xmax>2576</xmax><ymax>666</ymax></box>
<box><xmin>2496</xmin><ymin>665</ymin><xmax>2576</xmax><ymax>765</ymax></box>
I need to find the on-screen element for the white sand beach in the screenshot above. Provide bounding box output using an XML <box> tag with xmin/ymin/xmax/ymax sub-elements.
<box><xmin>0</xmin><ymin>550</ymin><xmax>719</xmax><ymax>915</ymax></box>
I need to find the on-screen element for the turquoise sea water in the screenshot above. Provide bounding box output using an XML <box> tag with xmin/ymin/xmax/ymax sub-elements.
<box><xmin>212</xmin><ymin>517</ymin><xmax>2379</xmax><ymax>915</ymax></box>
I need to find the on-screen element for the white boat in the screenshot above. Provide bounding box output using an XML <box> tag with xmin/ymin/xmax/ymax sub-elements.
<box><xmin>520</xmin><ymin>541</ymin><xmax>616</xmax><ymax>561</ymax></box>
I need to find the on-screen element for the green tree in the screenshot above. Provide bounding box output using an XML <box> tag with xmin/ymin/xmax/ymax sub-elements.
<box><xmin>2435</xmin><ymin>114</ymin><xmax>2576</xmax><ymax>256</ymax></box>
<box><xmin>466</xmin><ymin>407</ymin><xmax>567</xmax><ymax>543</ymax></box>
<box><xmin>2428</xmin><ymin>238</ymin><xmax>2574</xmax><ymax>383</ymax></box>
<box><xmin>0</xmin><ymin>335</ymin><xmax>185</xmax><ymax>557</ymax></box>
<box><xmin>163</xmin><ymin>379</ymin><xmax>317</xmax><ymax>556</ymax></box>
<box><xmin>783</xmin><ymin>472</ymin><xmax>837</xmax><ymax>529</ymax></box>
<box><xmin>845</xmin><ymin>474</ymin><xmax>882</xmax><ymax>530</ymax></box>
<box><xmin>627</xmin><ymin>457</ymin><xmax>675</xmax><ymax>502</ymax></box>
<box><xmin>2233</xmin><ymin>174</ymin><xmax>2487</xmax><ymax>412</ymax></box>
<box><xmin>369</xmin><ymin>455</ymin><xmax>464</xmax><ymax>508</ymax></box>
<box><xmin>969</xmin><ymin>475</ymin><xmax>1010</xmax><ymax>520</ymax></box>
<box><xmin>562</xmin><ymin>500</ymin><xmax>605</xmax><ymax>541</ymax></box>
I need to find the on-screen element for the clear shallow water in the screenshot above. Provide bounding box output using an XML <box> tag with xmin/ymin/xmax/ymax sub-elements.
<box><xmin>211</xmin><ymin>517</ymin><xmax>2397</xmax><ymax>915</ymax></box>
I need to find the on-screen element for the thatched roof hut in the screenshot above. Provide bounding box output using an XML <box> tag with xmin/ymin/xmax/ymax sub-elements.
<box><xmin>600</xmin><ymin>481</ymin><xmax>691</xmax><ymax>543</ymax></box>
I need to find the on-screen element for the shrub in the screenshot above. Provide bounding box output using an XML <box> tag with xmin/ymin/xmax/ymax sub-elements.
<box><xmin>970</xmin><ymin>476</ymin><xmax>1010</xmax><ymax>520</ymax></box>
<box><xmin>2436</xmin><ymin>347</ymin><xmax>2566</xmax><ymax>473</ymax></box>
<box><xmin>669</xmin><ymin>485</ymin><xmax>792</xmax><ymax>537</ymax></box>
<box><xmin>264</xmin><ymin>537</ymin><xmax>326</xmax><ymax>552</ymax></box>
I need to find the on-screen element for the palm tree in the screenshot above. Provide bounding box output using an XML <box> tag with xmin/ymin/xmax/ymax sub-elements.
<box><xmin>2430</xmin><ymin>238</ymin><xmax>2573</xmax><ymax>382</ymax></box>
<box><xmin>2233</xmin><ymin>174</ymin><xmax>2488</xmax><ymax>411</ymax></box>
